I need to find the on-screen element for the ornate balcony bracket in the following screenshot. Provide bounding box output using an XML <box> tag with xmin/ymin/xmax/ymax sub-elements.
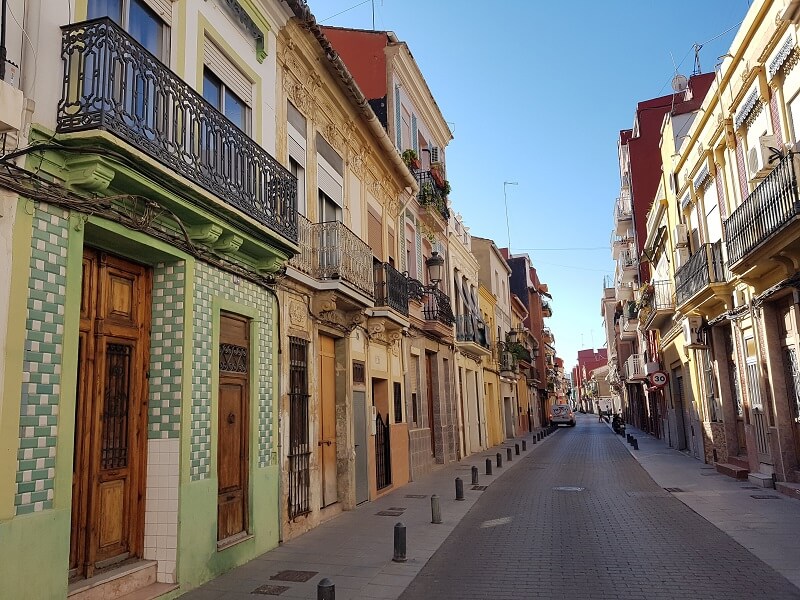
<box><xmin>312</xmin><ymin>290</ymin><xmax>366</xmax><ymax>331</ymax></box>
<box><xmin>367</xmin><ymin>316</ymin><xmax>403</xmax><ymax>355</ymax></box>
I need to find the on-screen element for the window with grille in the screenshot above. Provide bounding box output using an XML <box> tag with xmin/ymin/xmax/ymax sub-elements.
<box><xmin>288</xmin><ymin>337</ymin><xmax>310</xmax><ymax>519</ymax></box>
<box><xmin>700</xmin><ymin>348</ymin><xmax>721</xmax><ymax>422</ymax></box>
<box><xmin>353</xmin><ymin>361</ymin><xmax>365</xmax><ymax>385</ymax></box>
<box><xmin>393</xmin><ymin>382</ymin><xmax>403</xmax><ymax>423</ymax></box>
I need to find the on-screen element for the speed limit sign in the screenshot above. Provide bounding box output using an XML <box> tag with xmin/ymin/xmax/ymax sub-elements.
<box><xmin>649</xmin><ymin>371</ymin><xmax>668</xmax><ymax>387</ymax></box>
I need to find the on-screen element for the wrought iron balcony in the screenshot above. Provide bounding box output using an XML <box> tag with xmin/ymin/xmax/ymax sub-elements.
<box><xmin>724</xmin><ymin>152</ymin><xmax>800</xmax><ymax>266</ymax></box>
<box><xmin>639</xmin><ymin>280</ymin><xmax>675</xmax><ymax>330</ymax></box>
<box><xmin>373</xmin><ymin>262</ymin><xmax>409</xmax><ymax>316</ymax></box>
<box><xmin>58</xmin><ymin>18</ymin><xmax>297</xmax><ymax>242</ymax></box>
<box><xmin>499</xmin><ymin>349</ymin><xmax>517</xmax><ymax>376</ymax></box>
<box><xmin>674</xmin><ymin>242</ymin><xmax>726</xmax><ymax>307</ymax></box>
<box><xmin>422</xmin><ymin>287</ymin><xmax>455</xmax><ymax>325</ymax></box>
<box><xmin>289</xmin><ymin>214</ymin><xmax>373</xmax><ymax>296</ymax></box>
<box><xmin>541</xmin><ymin>301</ymin><xmax>553</xmax><ymax>317</ymax></box>
<box><xmin>455</xmin><ymin>313</ymin><xmax>490</xmax><ymax>348</ymax></box>
<box><xmin>415</xmin><ymin>170</ymin><xmax>450</xmax><ymax>220</ymax></box>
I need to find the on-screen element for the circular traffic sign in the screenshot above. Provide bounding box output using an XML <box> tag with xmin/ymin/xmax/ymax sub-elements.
<box><xmin>649</xmin><ymin>370</ymin><xmax>668</xmax><ymax>387</ymax></box>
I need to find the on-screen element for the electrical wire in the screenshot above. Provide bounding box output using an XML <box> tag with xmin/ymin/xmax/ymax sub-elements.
<box><xmin>515</xmin><ymin>246</ymin><xmax>608</xmax><ymax>251</ymax></box>
<box><xmin>7</xmin><ymin>1</ymin><xmax>37</xmax><ymax>96</ymax></box>
<box><xmin>319</xmin><ymin>0</ymin><xmax>371</xmax><ymax>23</ymax></box>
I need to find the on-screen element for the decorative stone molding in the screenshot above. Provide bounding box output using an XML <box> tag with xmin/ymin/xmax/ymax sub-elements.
<box><xmin>187</xmin><ymin>223</ymin><xmax>224</xmax><ymax>244</ymax></box>
<box><xmin>289</xmin><ymin>299</ymin><xmax>306</xmax><ymax>327</ymax></box>
<box><xmin>63</xmin><ymin>155</ymin><xmax>115</xmax><ymax>192</ymax></box>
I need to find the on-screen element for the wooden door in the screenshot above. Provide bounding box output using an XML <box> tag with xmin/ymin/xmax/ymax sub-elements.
<box><xmin>318</xmin><ymin>335</ymin><xmax>337</xmax><ymax>507</ymax></box>
<box><xmin>217</xmin><ymin>313</ymin><xmax>250</xmax><ymax>542</ymax></box>
<box><xmin>777</xmin><ymin>298</ymin><xmax>800</xmax><ymax>462</ymax></box>
<box><xmin>70</xmin><ymin>249</ymin><xmax>151</xmax><ymax>578</ymax></box>
<box><xmin>425</xmin><ymin>353</ymin><xmax>436</xmax><ymax>456</ymax></box>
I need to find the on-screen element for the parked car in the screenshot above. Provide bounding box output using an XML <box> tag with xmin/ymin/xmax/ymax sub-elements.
<box><xmin>550</xmin><ymin>404</ymin><xmax>576</xmax><ymax>427</ymax></box>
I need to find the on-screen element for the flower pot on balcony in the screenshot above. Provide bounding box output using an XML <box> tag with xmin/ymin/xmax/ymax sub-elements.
<box><xmin>430</xmin><ymin>164</ymin><xmax>446</xmax><ymax>188</ymax></box>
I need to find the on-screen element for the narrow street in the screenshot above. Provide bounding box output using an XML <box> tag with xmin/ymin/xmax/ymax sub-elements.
<box><xmin>400</xmin><ymin>414</ymin><xmax>800</xmax><ymax>600</ymax></box>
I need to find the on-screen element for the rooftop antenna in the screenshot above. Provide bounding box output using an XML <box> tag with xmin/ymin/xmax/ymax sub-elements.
<box><xmin>503</xmin><ymin>181</ymin><xmax>518</xmax><ymax>251</ymax></box>
<box><xmin>692</xmin><ymin>43</ymin><xmax>703</xmax><ymax>76</ymax></box>
<box><xmin>371</xmin><ymin>0</ymin><xmax>375</xmax><ymax>30</ymax></box>
<box><xmin>671</xmin><ymin>73</ymin><xmax>688</xmax><ymax>93</ymax></box>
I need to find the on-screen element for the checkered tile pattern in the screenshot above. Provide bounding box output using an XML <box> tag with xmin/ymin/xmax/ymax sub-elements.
<box><xmin>148</xmin><ymin>262</ymin><xmax>185</xmax><ymax>439</ymax></box>
<box><xmin>15</xmin><ymin>204</ymin><xmax>68</xmax><ymax>515</ymax></box>
<box><xmin>190</xmin><ymin>263</ymin><xmax>275</xmax><ymax>480</ymax></box>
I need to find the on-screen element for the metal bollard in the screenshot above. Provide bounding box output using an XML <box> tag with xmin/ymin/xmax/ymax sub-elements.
<box><xmin>496</xmin><ymin>452</ymin><xmax>503</xmax><ymax>468</ymax></box>
<box><xmin>532</xmin><ymin>434</ymin><xmax>537</xmax><ymax>444</ymax></box>
<box><xmin>455</xmin><ymin>477</ymin><xmax>465</xmax><ymax>501</ymax></box>
<box><xmin>626</xmin><ymin>434</ymin><xmax>632</xmax><ymax>444</ymax></box>
<box><xmin>318</xmin><ymin>578</ymin><xmax>335</xmax><ymax>600</ymax></box>
<box><xmin>393</xmin><ymin>522</ymin><xmax>407</xmax><ymax>562</ymax></box>
<box><xmin>632</xmin><ymin>438</ymin><xmax>639</xmax><ymax>450</ymax></box>
<box><xmin>515</xmin><ymin>443</ymin><xmax>520</xmax><ymax>455</ymax></box>
<box><xmin>506</xmin><ymin>447</ymin><xmax>512</xmax><ymax>462</ymax></box>
<box><xmin>485</xmin><ymin>457</ymin><xmax>492</xmax><ymax>475</ymax></box>
<box><xmin>430</xmin><ymin>494</ymin><xmax>442</xmax><ymax>524</ymax></box>
<box><xmin>522</xmin><ymin>440</ymin><xmax>527</xmax><ymax>451</ymax></box>
<box><xmin>471</xmin><ymin>465</ymin><xmax>479</xmax><ymax>485</ymax></box>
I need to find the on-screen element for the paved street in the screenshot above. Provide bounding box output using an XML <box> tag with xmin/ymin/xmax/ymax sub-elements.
<box><xmin>401</xmin><ymin>415</ymin><xmax>800</xmax><ymax>600</ymax></box>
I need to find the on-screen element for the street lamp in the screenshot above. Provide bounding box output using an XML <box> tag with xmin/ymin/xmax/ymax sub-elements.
<box><xmin>425</xmin><ymin>251</ymin><xmax>445</xmax><ymax>287</ymax></box>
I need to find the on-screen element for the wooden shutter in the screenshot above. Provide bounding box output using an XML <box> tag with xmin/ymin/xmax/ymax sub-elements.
<box><xmin>735</xmin><ymin>138</ymin><xmax>748</xmax><ymax>201</ymax></box>
<box><xmin>411</xmin><ymin>114</ymin><xmax>418</xmax><ymax>153</ymax></box>
<box><xmin>770</xmin><ymin>92</ymin><xmax>784</xmax><ymax>147</ymax></box>
<box><xmin>368</xmin><ymin>211</ymin><xmax>383</xmax><ymax>259</ymax></box>
<box><xmin>394</xmin><ymin>85</ymin><xmax>402</xmax><ymax>147</ymax></box>
<box><xmin>204</xmin><ymin>38</ymin><xmax>252</xmax><ymax>106</ymax></box>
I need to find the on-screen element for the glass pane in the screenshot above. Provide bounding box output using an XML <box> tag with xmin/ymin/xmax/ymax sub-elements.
<box><xmin>203</xmin><ymin>69</ymin><xmax>222</xmax><ymax>110</ymax></box>
<box><xmin>129</xmin><ymin>0</ymin><xmax>164</xmax><ymax>59</ymax></box>
<box><xmin>225</xmin><ymin>89</ymin><xmax>248</xmax><ymax>133</ymax></box>
<box><xmin>88</xmin><ymin>0</ymin><xmax>122</xmax><ymax>22</ymax></box>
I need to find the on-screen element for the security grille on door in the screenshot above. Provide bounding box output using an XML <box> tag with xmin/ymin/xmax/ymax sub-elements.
<box><xmin>784</xmin><ymin>347</ymin><xmax>800</xmax><ymax>421</ymax></box>
<box><xmin>288</xmin><ymin>337</ymin><xmax>310</xmax><ymax>519</ymax></box>
<box><xmin>220</xmin><ymin>343</ymin><xmax>248</xmax><ymax>372</ymax></box>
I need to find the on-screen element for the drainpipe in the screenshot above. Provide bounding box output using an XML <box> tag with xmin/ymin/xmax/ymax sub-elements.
<box><xmin>0</xmin><ymin>0</ymin><xmax>7</xmax><ymax>81</ymax></box>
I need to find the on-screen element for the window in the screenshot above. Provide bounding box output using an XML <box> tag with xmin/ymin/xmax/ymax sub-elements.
<box><xmin>289</xmin><ymin>158</ymin><xmax>306</xmax><ymax>216</ymax></box>
<box><xmin>319</xmin><ymin>191</ymin><xmax>341</xmax><ymax>223</ymax></box>
<box><xmin>89</xmin><ymin>0</ymin><xmax>168</xmax><ymax>61</ymax></box>
<box><xmin>203</xmin><ymin>68</ymin><xmax>250</xmax><ymax>134</ymax></box>
<box><xmin>700</xmin><ymin>347</ymin><xmax>721</xmax><ymax>422</ymax></box>
<box><xmin>288</xmin><ymin>337</ymin><xmax>310</xmax><ymax>519</ymax></box>
<box><xmin>393</xmin><ymin>382</ymin><xmax>403</xmax><ymax>423</ymax></box>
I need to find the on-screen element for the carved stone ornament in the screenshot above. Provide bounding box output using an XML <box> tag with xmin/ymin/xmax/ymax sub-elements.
<box><xmin>312</xmin><ymin>291</ymin><xmax>337</xmax><ymax>316</ymax></box>
<box><xmin>289</xmin><ymin>300</ymin><xmax>306</xmax><ymax>327</ymax></box>
<box><xmin>389</xmin><ymin>330</ymin><xmax>403</xmax><ymax>356</ymax></box>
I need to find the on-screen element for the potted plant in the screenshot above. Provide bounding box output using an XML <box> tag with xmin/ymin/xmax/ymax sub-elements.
<box><xmin>430</xmin><ymin>162</ymin><xmax>445</xmax><ymax>188</ymax></box>
<box><xmin>440</xmin><ymin>179</ymin><xmax>451</xmax><ymax>197</ymax></box>
<box><xmin>401</xmin><ymin>149</ymin><xmax>421</xmax><ymax>170</ymax></box>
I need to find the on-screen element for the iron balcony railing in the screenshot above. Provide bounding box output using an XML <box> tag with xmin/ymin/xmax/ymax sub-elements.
<box><xmin>674</xmin><ymin>242</ymin><xmax>726</xmax><ymax>307</ymax></box>
<box><xmin>415</xmin><ymin>170</ymin><xmax>450</xmax><ymax>220</ymax></box>
<box><xmin>58</xmin><ymin>18</ymin><xmax>297</xmax><ymax>242</ymax></box>
<box><xmin>422</xmin><ymin>287</ymin><xmax>455</xmax><ymax>325</ymax></box>
<box><xmin>455</xmin><ymin>313</ymin><xmax>490</xmax><ymax>348</ymax></box>
<box><xmin>289</xmin><ymin>214</ymin><xmax>373</xmax><ymax>296</ymax></box>
<box><xmin>499</xmin><ymin>350</ymin><xmax>517</xmax><ymax>375</ymax></box>
<box><xmin>624</xmin><ymin>354</ymin><xmax>646</xmax><ymax>380</ymax></box>
<box><xmin>725</xmin><ymin>152</ymin><xmax>800</xmax><ymax>265</ymax></box>
<box><xmin>649</xmin><ymin>280</ymin><xmax>675</xmax><ymax>311</ymax></box>
<box><xmin>373</xmin><ymin>262</ymin><xmax>409</xmax><ymax>315</ymax></box>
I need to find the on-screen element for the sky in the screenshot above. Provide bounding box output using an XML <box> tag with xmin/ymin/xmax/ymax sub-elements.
<box><xmin>306</xmin><ymin>0</ymin><xmax>751</xmax><ymax>371</ymax></box>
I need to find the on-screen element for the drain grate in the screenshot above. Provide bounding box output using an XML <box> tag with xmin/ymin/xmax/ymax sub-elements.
<box><xmin>387</xmin><ymin>507</ymin><xmax>407</xmax><ymax>511</ymax></box>
<box><xmin>376</xmin><ymin>510</ymin><xmax>405</xmax><ymax>516</ymax></box>
<box><xmin>404</xmin><ymin>494</ymin><xmax>428</xmax><ymax>499</ymax></box>
<box><xmin>751</xmin><ymin>494</ymin><xmax>780</xmax><ymax>500</ymax></box>
<box><xmin>553</xmin><ymin>486</ymin><xmax>585</xmax><ymax>492</ymax></box>
<box><xmin>252</xmin><ymin>584</ymin><xmax>290</xmax><ymax>595</ymax></box>
<box><xmin>664</xmin><ymin>487</ymin><xmax>685</xmax><ymax>493</ymax></box>
<box><xmin>269</xmin><ymin>570</ymin><xmax>318</xmax><ymax>583</ymax></box>
<box><xmin>472</xmin><ymin>485</ymin><xmax>488</xmax><ymax>491</ymax></box>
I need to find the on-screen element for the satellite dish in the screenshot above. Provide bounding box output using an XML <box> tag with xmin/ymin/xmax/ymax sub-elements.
<box><xmin>671</xmin><ymin>73</ymin><xmax>688</xmax><ymax>93</ymax></box>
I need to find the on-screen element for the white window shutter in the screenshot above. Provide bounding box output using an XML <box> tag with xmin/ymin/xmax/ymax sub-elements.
<box><xmin>204</xmin><ymin>38</ymin><xmax>253</xmax><ymax>106</ymax></box>
<box><xmin>143</xmin><ymin>0</ymin><xmax>173</xmax><ymax>26</ymax></box>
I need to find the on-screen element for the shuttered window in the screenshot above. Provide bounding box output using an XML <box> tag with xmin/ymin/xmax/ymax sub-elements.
<box><xmin>317</xmin><ymin>160</ymin><xmax>343</xmax><ymax>207</ymax></box>
<box><xmin>411</xmin><ymin>114</ymin><xmax>418</xmax><ymax>153</ymax></box>
<box><xmin>410</xmin><ymin>355</ymin><xmax>420</xmax><ymax>425</ymax></box>
<box><xmin>394</xmin><ymin>85</ymin><xmax>402</xmax><ymax>148</ymax></box>
<box><xmin>204</xmin><ymin>38</ymin><xmax>253</xmax><ymax>107</ymax></box>
<box><xmin>143</xmin><ymin>0</ymin><xmax>172</xmax><ymax>25</ymax></box>
<box><xmin>287</xmin><ymin>102</ymin><xmax>307</xmax><ymax>168</ymax></box>
<box><xmin>387</xmin><ymin>226</ymin><xmax>395</xmax><ymax>263</ymax></box>
<box><xmin>368</xmin><ymin>211</ymin><xmax>383</xmax><ymax>259</ymax></box>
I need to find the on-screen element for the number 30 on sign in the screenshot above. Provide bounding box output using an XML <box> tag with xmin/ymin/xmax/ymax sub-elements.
<box><xmin>649</xmin><ymin>371</ymin><xmax>668</xmax><ymax>387</ymax></box>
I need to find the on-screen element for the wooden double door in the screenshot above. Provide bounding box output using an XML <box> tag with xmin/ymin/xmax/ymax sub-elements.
<box><xmin>70</xmin><ymin>250</ymin><xmax>151</xmax><ymax>578</ymax></box>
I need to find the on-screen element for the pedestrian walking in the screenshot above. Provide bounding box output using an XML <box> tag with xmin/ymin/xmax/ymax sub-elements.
<box><xmin>596</xmin><ymin>401</ymin><xmax>602</xmax><ymax>422</ymax></box>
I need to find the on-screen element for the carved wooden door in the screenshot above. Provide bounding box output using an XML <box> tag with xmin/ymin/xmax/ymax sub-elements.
<box><xmin>70</xmin><ymin>249</ymin><xmax>150</xmax><ymax>578</ymax></box>
<box><xmin>217</xmin><ymin>312</ymin><xmax>250</xmax><ymax>542</ymax></box>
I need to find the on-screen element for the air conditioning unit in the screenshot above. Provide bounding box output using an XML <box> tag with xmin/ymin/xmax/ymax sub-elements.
<box><xmin>673</xmin><ymin>224</ymin><xmax>688</xmax><ymax>248</ymax></box>
<box><xmin>675</xmin><ymin>246</ymin><xmax>690</xmax><ymax>268</ymax></box>
<box><xmin>682</xmin><ymin>316</ymin><xmax>704</xmax><ymax>347</ymax></box>
<box><xmin>747</xmin><ymin>134</ymin><xmax>780</xmax><ymax>181</ymax></box>
<box><xmin>429</xmin><ymin>146</ymin><xmax>441</xmax><ymax>163</ymax></box>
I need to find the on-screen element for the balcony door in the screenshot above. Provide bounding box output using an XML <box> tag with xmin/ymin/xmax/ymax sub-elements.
<box><xmin>88</xmin><ymin>0</ymin><xmax>169</xmax><ymax>61</ymax></box>
<box><xmin>778</xmin><ymin>297</ymin><xmax>800</xmax><ymax>464</ymax></box>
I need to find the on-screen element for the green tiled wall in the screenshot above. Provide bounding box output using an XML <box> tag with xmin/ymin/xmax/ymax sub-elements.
<box><xmin>190</xmin><ymin>263</ymin><xmax>275</xmax><ymax>480</ymax></box>
<box><xmin>15</xmin><ymin>204</ymin><xmax>68</xmax><ymax>515</ymax></box>
<box><xmin>149</xmin><ymin>262</ymin><xmax>185</xmax><ymax>439</ymax></box>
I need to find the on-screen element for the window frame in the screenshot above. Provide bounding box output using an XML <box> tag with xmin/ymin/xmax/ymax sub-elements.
<box><xmin>203</xmin><ymin>66</ymin><xmax>252</xmax><ymax>135</ymax></box>
<box><xmin>89</xmin><ymin>0</ymin><xmax>170</xmax><ymax>63</ymax></box>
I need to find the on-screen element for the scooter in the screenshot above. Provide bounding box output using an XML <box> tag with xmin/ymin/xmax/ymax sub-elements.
<box><xmin>611</xmin><ymin>414</ymin><xmax>625</xmax><ymax>436</ymax></box>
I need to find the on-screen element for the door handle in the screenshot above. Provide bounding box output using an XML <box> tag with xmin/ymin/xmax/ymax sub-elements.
<box><xmin>227</xmin><ymin>412</ymin><xmax>236</xmax><ymax>424</ymax></box>
<box><xmin>318</xmin><ymin>440</ymin><xmax>332</xmax><ymax>446</ymax></box>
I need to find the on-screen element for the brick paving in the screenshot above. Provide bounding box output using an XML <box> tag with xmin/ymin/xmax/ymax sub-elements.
<box><xmin>400</xmin><ymin>416</ymin><xmax>800</xmax><ymax>600</ymax></box>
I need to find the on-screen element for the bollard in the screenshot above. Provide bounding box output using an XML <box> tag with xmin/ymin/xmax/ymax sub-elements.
<box><xmin>522</xmin><ymin>440</ymin><xmax>527</xmax><ymax>451</ymax></box>
<box><xmin>318</xmin><ymin>578</ymin><xmax>335</xmax><ymax>600</ymax></box>
<box><xmin>506</xmin><ymin>447</ymin><xmax>512</xmax><ymax>462</ymax></box>
<box><xmin>485</xmin><ymin>457</ymin><xmax>493</xmax><ymax>475</ymax></box>
<box><xmin>455</xmin><ymin>477</ymin><xmax>465</xmax><ymax>501</ymax></box>
<box><xmin>430</xmin><ymin>494</ymin><xmax>442</xmax><ymax>524</ymax></box>
<box><xmin>632</xmin><ymin>438</ymin><xmax>639</xmax><ymax>450</ymax></box>
<box><xmin>393</xmin><ymin>522</ymin><xmax>407</xmax><ymax>562</ymax></box>
<box><xmin>626</xmin><ymin>434</ymin><xmax>632</xmax><ymax>444</ymax></box>
<box><xmin>496</xmin><ymin>452</ymin><xmax>503</xmax><ymax>468</ymax></box>
<box><xmin>471</xmin><ymin>465</ymin><xmax>479</xmax><ymax>485</ymax></box>
<box><xmin>515</xmin><ymin>443</ymin><xmax>520</xmax><ymax>455</ymax></box>
<box><xmin>532</xmin><ymin>435</ymin><xmax>537</xmax><ymax>444</ymax></box>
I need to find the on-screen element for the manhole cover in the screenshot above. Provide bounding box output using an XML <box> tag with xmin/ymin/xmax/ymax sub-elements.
<box><xmin>270</xmin><ymin>570</ymin><xmax>318</xmax><ymax>583</ymax></box>
<box><xmin>751</xmin><ymin>494</ymin><xmax>780</xmax><ymax>500</ymax></box>
<box><xmin>252</xmin><ymin>584</ymin><xmax>290</xmax><ymax>595</ymax></box>
<box><xmin>376</xmin><ymin>510</ymin><xmax>404</xmax><ymax>516</ymax></box>
<box><xmin>404</xmin><ymin>494</ymin><xmax>428</xmax><ymax>499</ymax></box>
<box><xmin>664</xmin><ymin>487</ymin><xmax>685</xmax><ymax>493</ymax></box>
<box><xmin>387</xmin><ymin>507</ymin><xmax>406</xmax><ymax>512</ymax></box>
<box><xmin>472</xmin><ymin>485</ymin><xmax>488</xmax><ymax>491</ymax></box>
<box><xmin>553</xmin><ymin>486</ymin><xmax>584</xmax><ymax>492</ymax></box>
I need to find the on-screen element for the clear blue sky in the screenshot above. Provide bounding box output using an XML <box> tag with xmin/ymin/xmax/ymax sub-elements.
<box><xmin>308</xmin><ymin>0</ymin><xmax>750</xmax><ymax>370</ymax></box>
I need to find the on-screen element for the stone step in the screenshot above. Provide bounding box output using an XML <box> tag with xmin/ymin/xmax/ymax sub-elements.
<box><xmin>118</xmin><ymin>583</ymin><xmax>178</xmax><ymax>600</ymax></box>
<box><xmin>715</xmin><ymin>462</ymin><xmax>749</xmax><ymax>480</ymax></box>
<box><xmin>68</xmin><ymin>560</ymin><xmax>158</xmax><ymax>600</ymax></box>
<box><xmin>727</xmin><ymin>455</ymin><xmax>750</xmax><ymax>470</ymax></box>
<box><xmin>775</xmin><ymin>481</ymin><xmax>800</xmax><ymax>500</ymax></box>
<box><xmin>747</xmin><ymin>471</ymin><xmax>775</xmax><ymax>489</ymax></box>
